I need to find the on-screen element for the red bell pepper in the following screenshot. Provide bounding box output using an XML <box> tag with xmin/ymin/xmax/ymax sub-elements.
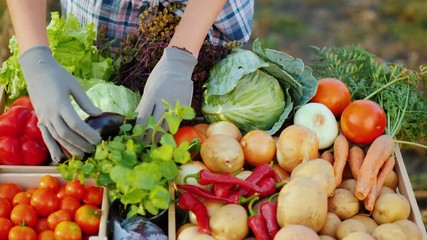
<box><xmin>0</xmin><ymin>96</ymin><xmax>49</xmax><ymax>165</ymax></box>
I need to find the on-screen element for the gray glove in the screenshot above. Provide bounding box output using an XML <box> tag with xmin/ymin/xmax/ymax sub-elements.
<box><xmin>136</xmin><ymin>47</ymin><xmax>197</xmax><ymax>128</ymax></box>
<box><xmin>19</xmin><ymin>45</ymin><xmax>102</xmax><ymax>162</ymax></box>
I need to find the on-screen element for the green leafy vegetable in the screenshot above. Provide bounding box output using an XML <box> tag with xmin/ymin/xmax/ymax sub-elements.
<box><xmin>0</xmin><ymin>12</ymin><xmax>116</xmax><ymax>101</ymax></box>
<box><xmin>57</xmin><ymin>100</ymin><xmax>196</xmax><ymax>218</ymax></box>
<box><xmin>71</xmin><ymin>82</ymin><xmax>141</xmax><ymax>119</ymax></box>
<box><xmin>310</xmin><ymin>46</ymin><xmax>427</xmax><ymax>147</ymax></box>
<box><xmin>202</xmin><ymin>39</ymin><xmax>317</xmax><ymax>134</ymax></box>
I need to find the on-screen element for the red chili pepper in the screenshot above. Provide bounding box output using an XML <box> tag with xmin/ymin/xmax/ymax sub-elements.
<box><xmin>247</xmin><ymin>196</ymin><xmax>270</xmax><ymax>240</ymax></box>
<box><xmin>239</xmin><ymin>163</ymin><xmax>281</xmax><ymax>196</ymax></box>
<box><xmin>185</xmin><ymin>169</ymin><xmax>262</xmax><ymax>192</ymax></box>
<box><xmin>177</xmin><ymin>184</ymin><xmax>256</xmax><ymax>205</ymax></box>
<box><xmin>177</xmin><ymin>191</ymin><xmax>210</xmax><ymax>234</ymax></box>
<box><xmin>260</xmin><ymin>201</ymin><xmax>280</xmax><ymax>239</ymax></box>
<box><xmin>0</xmin><ymin>96</ymin><xmax>48</xmax><ymax>165</ymax></box>
<box><xmin>247</xmin><ymin>178</ymin><xmax>287</xmax><ymax>198</ymax></box>
<box><xmin>213</xmin><ymin>183</ymin><xmax>235</xmax><ymax>198</ymax></box>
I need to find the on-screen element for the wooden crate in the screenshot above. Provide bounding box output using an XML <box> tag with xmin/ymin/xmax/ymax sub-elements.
<box><xmin>0</xmin><ymin>172</ymin><xmax>109</xmax><ymax>239</ymax></box>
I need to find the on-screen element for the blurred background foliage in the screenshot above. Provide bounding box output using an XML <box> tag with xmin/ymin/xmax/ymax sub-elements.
<box><xmin>1</xmin><ymin>0</ymin><xmax>427</xmax><ymax>224</ymax></box>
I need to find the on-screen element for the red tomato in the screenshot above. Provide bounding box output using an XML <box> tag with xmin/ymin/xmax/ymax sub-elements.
<box><xmin>10</xmin><ymin>203</ymin><xmax>38</xmax><ymax>227</ymax></box>
<box><xmin>34</xmin><ymin>218</ymin><xmax>50</xmax><ymax>233</ymax></box>
<box><xmin>30</xmin><ymin>189</ymin><xmax>59</xmax><ymax>217</ymax></box>
<box><xmin>38</xmin><ymin>230</ymin><xmax>55</xmax><ymax>240</ymax></box>
<box><xmin>74</xmin><ymin>204</ymin><xmax>101</xmax><ymax>235</ymax></box>
<box><xmin>56</xmin><ymin>185</ymin><xmax>66</xmax><ymax>199</ymax></box>
<box><xmin>0</xmin><ymin>183</ymin><xmax>22</xmax><ymax>204</ymax></box>
<box><xmin>82</xmin><ymin>186</ymin><xmax>103</xmax><ymax>206</ymax></box>
<box><xmin>340</xmin><ymin>99</ymin><xmax>387</xmax><ymax>144</ymax></box>
<box><xmin>26</xmin><ymin>187</ymin><xmax>38</xmax><ymax>195</ymax></box>
<box><xmin>12</xmin><ymin>191</ymin><xmax>32</xmax><ymax>206</ymax></box>
<box><xmin>8</xmin><ymin>225</ymin><xmax>37</xmax><ymax>240</ymax></box>
<box><xmin>174</xmin><ymin>126</ymin><xmax>206</xmax><ymax>146</ymax></box>
<box><xmin>65</xmin><ymin>180</ymin><xmax>86</xmax><ymax>200</ymax></box>
<box><xmin>54</xmin><ymin>221</ymin><xmax>82</xmax><ymax>240</ymax></box>
<box><xmin>0</xmin><ymin>198</ymin><xmax>12</xmax><ymax>218</ymax></box>
<box><xmin>310</xmin><ymin>78</ymin><xmax>351</xmax><ymax>117</ymax></box>
<box><xmin>59</xmin><ymin>196</ymin><xmax>81</xmax><ymax>217</ymax></box>
<box><xmin>0</xmin><ymin>217</ymin><xmax>13</xmax><ymax>240</ymax></box>
<box><xmin>38</xmin><ymin>175</ymin><xmax>60</xmax><ymax>193</ymax></box>
<box><xmin>47</xmin><ymin>210</ymin><xmax>72</xmax><ymax>230</ymax></box>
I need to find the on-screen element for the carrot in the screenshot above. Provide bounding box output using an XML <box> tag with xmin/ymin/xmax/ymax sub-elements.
<box><xmin>354</xmin><ymin>134</ymin><xmax>395</xmax><ymax>201</ymax></box>
<box><xmin>348</xmin><ymin>145</ymin><xmax>365</xmax><ymax>180</ymax></box>
<box><xmin>363</xmin><ymin>155</ymin><xmax>396</xmax><ymax>211</ymax></box>
<box><xmin>333</xmin><ymin>134</ymin><xmax>349</xmax><ymax>187</ymax></box>
<box><xmin>320</xmin><ymin>150</ymin><xmax>334</xmax><ymax>165</ymax></box>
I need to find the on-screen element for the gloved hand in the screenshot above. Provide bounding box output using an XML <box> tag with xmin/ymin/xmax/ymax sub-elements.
<box><xmin>19</xmin><ymin>45</ymin><xmax>102</xmax><ymax>162</ymax></box>
<box><xmin>136</xmin><ymin>47</ymin><xmax>197</xmax><ymax>130</ymax></box>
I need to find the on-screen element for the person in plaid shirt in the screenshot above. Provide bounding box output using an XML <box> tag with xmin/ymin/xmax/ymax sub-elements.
<box><xmin>6</xmin><ymin>0</ymin><xmax>254</xmax><ymax>162</ymax></box>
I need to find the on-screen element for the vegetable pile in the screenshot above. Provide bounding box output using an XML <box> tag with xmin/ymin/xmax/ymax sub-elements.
<box><xmin>0</xmin><ymin>175</ymin><xmax>104</xmax><ymax>239</ymax></box>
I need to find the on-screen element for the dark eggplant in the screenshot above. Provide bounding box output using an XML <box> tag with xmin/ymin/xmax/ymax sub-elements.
<box><xmin>85</xmin><ymin>112</ymin><xmax>136</xmax><ymax>140</ymax></box>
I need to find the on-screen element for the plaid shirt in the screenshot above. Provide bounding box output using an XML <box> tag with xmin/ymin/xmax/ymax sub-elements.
<box><xmin>60</xmin><ymin>0</ymin><xmax>254</xmax><ymax>46</ymax></box>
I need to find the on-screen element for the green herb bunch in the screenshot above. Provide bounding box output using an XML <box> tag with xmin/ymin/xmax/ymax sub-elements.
<box><xmin>58</xmin><ymin>100</ymin><xmax>196</xmax><ymax>218</ymax></box>
<box><xmin>310</xmin><ymin>46</ymin><xmax>427</xmax><ymax>147</ymax></box>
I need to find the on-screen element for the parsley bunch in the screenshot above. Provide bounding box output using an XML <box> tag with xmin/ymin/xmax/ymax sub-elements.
<box><xmin>58</xmin><ymin>100</ymin><xmax>196</xmax><ymax>218</ymax></box>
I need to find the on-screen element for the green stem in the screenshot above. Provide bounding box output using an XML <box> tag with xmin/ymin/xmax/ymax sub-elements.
<box><xmin>364</xmin><ymin>76</ymin><xmax>406</xmax><ymax>100</ymax></box>
<box><xmin>394</xmin><ymin>140</ymin><xmax>427</xmax><ymax>150</ymax></box>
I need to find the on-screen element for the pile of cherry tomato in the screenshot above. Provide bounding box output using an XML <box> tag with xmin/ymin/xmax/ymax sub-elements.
<box><xmin>0</xmin><ymin>175</ymin><xmax>103</xmax><ymax>240</ymax></box>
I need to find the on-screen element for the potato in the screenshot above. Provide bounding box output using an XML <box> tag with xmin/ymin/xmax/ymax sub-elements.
<box><xmin>209</xmin><ymin>204</ymin><xmax>248</xmax><ymax>240</ymax></box>
<box><xmin>277</xmin><ymin>176</ymin><xmax>328</xmax><ymax>232</ymax></box>
<box><xmin>319</xmin><ymin>212</ymin><xmax>342</xmax><ymax>237</ymax></box>
<box><xmin>193</xmin><ymin>234</ymin><xmax>216</xmax><ymax>240</ymax></box>
<box><xmin>342</xmin><ymin>232</ymin><xmax>374</xmax><ymax>240</ymax></box>
<box><xmin>177</xmin><ymin>224</ymin><xmax>203</xmax><ymax>240</ymax></box>
<box><xmin>383</xmin><ymin>170</ymin><xmax>398</xmax><ymax>190</ymax></box>
<box><xmin>336</xmin><ymin>219</ymin><xmax>367</xmax><ymax>239</ymax></box>
<box><xmin>328</xmin><ymin>188</ymin><xmax>360</xmax><ymax>220</ymax></box>
<box><xmin>350</xmin><ymin>214</ymin><xmax>378</xmax><ymax>233</ymax></box>
<box><xmin>319</xmin><ymin>235</ymin><xmax>336</xmax><ymax>240</ymax></box>
<box><xmin>394</xmin><ymin>219</ymin><xmax>423</xmax><ymax>240</ymax></box>
<box><xmin>372</xmin><ymin>193</ymin><xmax>410</xmax><ymax>224</ymax></box>
<box><xmin>276</xmin><ymin>124</ymin><xmax>319</xmax><ymax>172</ymax></box>
<box><xmin>290</xmin><ymin>158</ymin><xmax>335</xmax><ymax>196</ymax></box>
<box><xmin>273</xmin><ymin>225</ymin><xmax>320</xmax><ymax>240</ymax></box>
<box><xmin>200</xmin><ymin>134</ymin><xmax>244</xmax><ymax>173</ymax></box>
<box><xmin>189</xmin><ymin>200</ymin><xmax>224</xmax><ymax>225</ymax></box>
<box><xmin>338</xmin><ymin>179</ymin><xmax>357</xmax><ymax>194</ymax></box>
<box><xmin>371</xmin><ymin>223</ymin><xmax>407</xmax><ymax>240</ymax></box>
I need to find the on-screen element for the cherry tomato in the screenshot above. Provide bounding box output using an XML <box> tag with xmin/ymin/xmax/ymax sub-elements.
<box><xmin>0</xmin><ymin>198</ymin><xmax>12</xmax><ymax>218</ymax></box>
<box><xmin>47</xmin><ymin>209</ymin><xmax>72</xmax><ymax>230</ymax></box>
<box><xmin>8</xmin><ymin>225</ymin><xmax>37</xmax><ymax>240</ymax></box>
<box><xmin>74</xmin><ymin>204</ymin><xmax>101</xmax><ymax>235</ymax></box>
<box><xmin>38</xmin><ymin>175</ymin><xmax>60</xmax><ymax>193</ymax></box>
<box><xmin>82</xmin><ymin>186</ymin><xmax>103</xmax><ymax>206</ymax></box>
<box><xmin>54</xmin><ymin>221</ymin><xmax>82</xmax><ymax>240</ymax></box>
<box><xmin>59</xmin><ymin>196</ymin><xmax>81</xmax><ymax>217</ymax></box>
<box><xmin>56</xmin><ymin>185</ymin><xmax>67</xmax><ymax>199</ymax></box>
<box><xmin>34</xmin><ymin>218</ymin><xmax>50</xmax><ymax>233</ymax></box>
<box><xmin>30</xmin><ymin>189</ymin><xmax>59</xmax><ymax>217</ymax></box>
<box><xmin>340</xmin><ymin>99</ymin><xmax>387</xmax><ymax>144</ymax></box>
<box><xmin>26</xmin><ymin>187</ymin><xmax>38</xmax><ymax>195</ymax></box>
<box><xmin>38</xmin><ymin>230</ymin><xmax>55</xmax><ymax>240</ymax></box>
<box><xmin>10</xmin><ymin>203</ymin><xmax>38</xmax><ymax>227</ymax></box>
<box><xmin>0</xmin><ymin>183</ymin><xmax>22</xmax><ymax>204</ymax></box>
<box><xmin>0</xmin><ymin>217</ymin><xmax>13</xmax><ymax>240</ymax></box>
<box><xmin>65</xmin><ymin>180</ymin><xmax>86</xmax><ymax>200</ymax></box>
<box><xmin>12</xmin><ymin>191</ymin><xmax>32</xmax><ymax>206</ymax></box>
<box><xmin>310</xmin><ymin>78</ymin><xmax>351</xmax><ymax>117</ymax></box>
